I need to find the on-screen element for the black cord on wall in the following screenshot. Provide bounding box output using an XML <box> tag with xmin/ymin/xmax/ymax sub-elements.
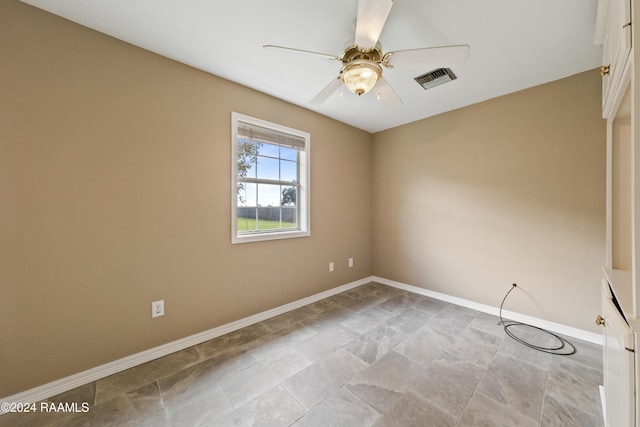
<box><xmin>498</xmin><ymin>283</ymin><xmax>576</xmax><ymax>355</ymax></box>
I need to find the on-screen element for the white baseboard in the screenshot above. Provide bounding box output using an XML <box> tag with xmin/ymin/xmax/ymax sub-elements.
<box><xmin>373</xmin><ymin>276</ymin><xmax>603</xmax><ymax>345</ymax></box>
<box><xmin>0</xmin><ymin>277</ymin><xmax>370</xmax><ymax>413</ymax></box>
<box><xmin>1</xmin><ymin>275</ymin><xmax>601</xmax><ymax>413</ymax></box>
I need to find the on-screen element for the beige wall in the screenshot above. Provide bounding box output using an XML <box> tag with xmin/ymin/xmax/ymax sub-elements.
<box><xmin>0</xmin><ymin>1</ymin><xmax>372</xmax><ymax>397</ymax></box>
<box><xmin>372</xmin><ymin>69</ymin><xmax>605</xmax><ymax>333</ymax></box>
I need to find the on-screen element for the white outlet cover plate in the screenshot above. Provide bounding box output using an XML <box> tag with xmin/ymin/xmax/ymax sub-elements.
<box><xmin>152</xmin><ymin>300</ymin><xmax>164</xmax><ymax>318</ymax></box>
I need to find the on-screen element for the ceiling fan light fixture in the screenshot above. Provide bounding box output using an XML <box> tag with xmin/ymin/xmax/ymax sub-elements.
<box><xmin>341</xmin><ymin>60</ymin><xmax>381</xmax><ymax>96</ymax></box>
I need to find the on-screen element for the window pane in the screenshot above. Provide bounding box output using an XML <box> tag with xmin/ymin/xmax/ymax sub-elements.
<box><xmin>244</xmin><ymin>162</ymin><xmax>256</xmax><ymax>180</ymax></box>
<box><xmin>237</xmin><ymin>212</ymin><xmax>258</xmax><ymax>233</ymax></box>
<box><xmin>281</xmin><ymin>207</ymin><xmax>297</xmax><ymax>229</ymax></box>
<box><xmin>280</xmin><ymin>186</ymin><xmax>296</xmax><ymax>206</ymax></box>
<box><xmin>258</xmin><ymin>142</ymin><xmax>280</xmax><ymax>158</ymax></box>
<box><xmin>256</xmin><ymin>156</ymin><xmax>279</xmax><ymax>180</ymax></box>
<box><xmin>237</xmin><ymin>182</ymin><xmax>257</xmax><ymax>234</ymax></box>
<box><xmin>281</xmin><ymin>146</ymin><xmax>297</xmax><ymax>161</ymax></box>
<box><xmin>237</xmin><ymin>182</ymin><xmax>257</xmax><ymax>207</ymax></box>
<box><xmin>257</xmin><ymin>183</ymin><xmax>280</xmax><ymax>207</ymax></box>
<box><xmin>281</xmin><ymin>186</ymin><xmax>298</xmax><ymax>229</ymax></box>
<box><xmin>281</xmin><ymin>159</ymin><xmax>297</xmax><ymax>182</ymax></box>
<box><xmin>258</xmin><ymin>208</ymin><xmax>280</xmax><ymax>230</ymax></box>
<box><xmin>237</xmin><ymin>139</ymin><xmax>257</xmax><ymax>179</ymax></box>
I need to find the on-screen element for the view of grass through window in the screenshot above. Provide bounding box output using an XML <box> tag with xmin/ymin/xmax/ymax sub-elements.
<box><xmin>237</xmin><ymin>217</ymin><xmax>297</xmax><ymax>231</ymax></box>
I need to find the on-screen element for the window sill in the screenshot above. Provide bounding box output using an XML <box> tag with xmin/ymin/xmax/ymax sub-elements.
<box><xmin>232</xmin><ymin>229</ymin><xmax>310</xmax><ymax>244</ymax></box>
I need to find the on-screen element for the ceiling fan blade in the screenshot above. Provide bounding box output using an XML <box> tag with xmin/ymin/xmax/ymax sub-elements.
<box><xmin>309</xmin><ymin>78</ymin><xmax>343</xmax><ymax>106</ymax></box>
<box><xmin>355</xmin><ymin>0</ymin><xmax>393</xmax><ymax>49</ymax></box>
<box><xmin>263</xmin><ymin>45</ymin><xmax>341</xmax><ymax>61</ymax></box>
<box><xmin>373</xmin><ymin>76</ymin><xmax>403</xmax><ymax>107</ymax></box>
<box><xmin>384</xmin><ymin>44</ymin><xmax>470</xmax><ymax>68</ymax></box>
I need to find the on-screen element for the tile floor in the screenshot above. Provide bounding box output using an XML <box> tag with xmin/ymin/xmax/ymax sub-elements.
<box><xmin>0</xmin><ymin>282</ymin><xmax>603</xmax><ymax>426</ymax></box>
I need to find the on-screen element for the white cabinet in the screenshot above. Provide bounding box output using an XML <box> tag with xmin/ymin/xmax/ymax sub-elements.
<box><xmin>601</xmin><ymin>280</ymin><xmax>635</xmax><ymax>427</ymax></box>
<box><xmin>599</xmin><ymin>0</ymin><xmax>632</xmax><ymax>118</ymax></box>
<box><xmin>596</xmin><ymin>0</ymin><xmax>637</xmax><ymax>424</ymax></box>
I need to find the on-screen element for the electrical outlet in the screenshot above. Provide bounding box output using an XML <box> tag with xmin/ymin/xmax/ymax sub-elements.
<box><xmin>348</xmin><ymin>258</ymin><xmax>354</xmax><ymax>268</ymax></box>
<box><xmin>329</xmin><ymin>262</ymin><xmax>334</xmax><ymax>272</ymax></box>
<box><xmin>152</xmin><ymin>300</ymin><xmax>164</xmax><ymax>318</ymax></box>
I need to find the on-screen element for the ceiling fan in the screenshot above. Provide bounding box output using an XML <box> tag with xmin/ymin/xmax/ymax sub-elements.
<box><xmin>264</xmin><ymin>0</ymin><xmax>470</xmax><ymax>106</ymax></box>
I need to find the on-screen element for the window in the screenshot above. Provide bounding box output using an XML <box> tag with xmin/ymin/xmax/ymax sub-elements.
<box><xmin>231</xmin><ymin>112</ymin><xmax>310</xmax><ymax>243</ymax></box>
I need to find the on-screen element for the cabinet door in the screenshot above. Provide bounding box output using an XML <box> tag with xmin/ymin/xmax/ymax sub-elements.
<box><xmin>602</xmin><ymin>0</ymin><xmax>632</xmax><ymax>117</ymax></box>
<box><xmin>602</xmin><ymin>285</ymin><xmax>635</xmax><ymax>426</ymax></box>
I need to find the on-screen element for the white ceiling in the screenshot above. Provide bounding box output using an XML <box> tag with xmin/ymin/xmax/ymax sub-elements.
<box><xmin>21</xmin><ymin>0</ymin><xmax>602</xmax><ymax>133</ymax></box>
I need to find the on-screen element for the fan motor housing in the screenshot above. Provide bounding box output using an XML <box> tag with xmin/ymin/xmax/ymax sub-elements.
<box><xmin>341</xmin><ymin>45</ymin><xmax>383</xmax><ymax>64</ymax></box>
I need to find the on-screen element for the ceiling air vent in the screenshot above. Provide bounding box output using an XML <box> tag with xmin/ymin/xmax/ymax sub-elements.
<box><xmin>414</xmin><ymin>68</ymin><xmax>457</xmax><ymax>90</ymax></box>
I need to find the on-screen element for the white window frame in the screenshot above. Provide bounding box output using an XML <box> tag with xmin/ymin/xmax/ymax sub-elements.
<box><xmin>231</xmin><ymin>112</ymin><xmax>310</xmax><ymax>244</ymax></box>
